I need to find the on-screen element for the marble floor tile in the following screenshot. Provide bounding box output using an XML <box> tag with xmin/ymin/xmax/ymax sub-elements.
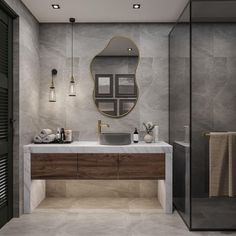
<box><xmin>38</xmin><ymin>197</ymin><xmax>162</xmax><ymax>214</ymax></box>
<box><xmin>128</xmin><ymin>198</ymin><xmax>162</xmax><ymax>213</ymax></box>
<box><xmin>0</xmin><ymin>198</ymin><xmax>235</xmax><ymax>236</ymax></box>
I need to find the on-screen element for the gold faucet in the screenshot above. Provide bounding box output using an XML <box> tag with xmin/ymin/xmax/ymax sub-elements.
<box><xmin>97</xmin><ymin>120</ymin><xmax>110</xmax><ymax>135</ymax></box>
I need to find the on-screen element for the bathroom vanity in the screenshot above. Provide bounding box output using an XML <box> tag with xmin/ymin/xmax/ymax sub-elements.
<box><xmin>24</xmin><ymin>141</ymin><xmax>173</xmax><ymax>214</ymax></box>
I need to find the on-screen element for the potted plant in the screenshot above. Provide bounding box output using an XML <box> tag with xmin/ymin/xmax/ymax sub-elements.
<box><xmin>143</xmin><ymin>122</ymin><xmax>155</xmax><ymax>143</ymax></box>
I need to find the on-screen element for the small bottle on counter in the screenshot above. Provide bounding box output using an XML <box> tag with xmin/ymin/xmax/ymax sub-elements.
<box><xmin>61</xmin><ymin>128</ymin><xmax>66</xmax><ymax>142</ymax></box>
<box><xmin>133</xmin><ymin>128</ymin><xmax>139</xmax><ymax>143</ymax></box>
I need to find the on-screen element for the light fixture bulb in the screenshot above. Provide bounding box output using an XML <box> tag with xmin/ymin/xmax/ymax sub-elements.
<box><xmin>69</xmin><ymin>78</ymin><xmax>76</xmax><ymax>96</ymax></box>
<box><xmin>133</xmin><ymin>4</ymin><xmax>141</xmax><ymax>9</ymax></box>
<box><xmin>52</xmin><ymin>4</ymin><xmax>60</xmax><ymax>9</ymax></box>
<box><xmin>49</xmin><ymin>69</ymin><xmax>57</xmax><ymax>102</ymax></box>
<box><xmin>49</xmin><ymin>86</ymin><xmax>56</xmax><ymax>102</ymax></box>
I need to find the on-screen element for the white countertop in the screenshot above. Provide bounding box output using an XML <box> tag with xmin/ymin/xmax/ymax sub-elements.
<box><xmin>24</xmin><ymin>141</ymin><xmax>172</xmax><ymax>154</ymax></box>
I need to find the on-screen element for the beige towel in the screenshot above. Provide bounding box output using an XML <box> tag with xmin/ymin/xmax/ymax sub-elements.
<box><xmin>228</xmin><ymin>132</ymin><xmax>236</xmax><ymax>197</ymax></box>
<box><xmin>209</xmin><ymin>132</ymin><xmax>228</xmax><ymax>197</ymax></box>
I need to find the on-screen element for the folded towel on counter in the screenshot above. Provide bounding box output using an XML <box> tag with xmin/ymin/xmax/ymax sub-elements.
<box><xmin>39</xmin><ymin>129</ymin><xmax>52</xmax><ymax>138</ymax></box>
<box><xmin>34</xmin><ymin>135</ymin><xmax>42</xmax><ymax>144</ymax></box>
<box><xmin>42</xmin><ymin>134</ymin><xmax>56</xmax><ymax>143</ymax></box>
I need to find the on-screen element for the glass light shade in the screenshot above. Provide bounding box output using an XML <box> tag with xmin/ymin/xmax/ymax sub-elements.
<box><xmin>69</xmin><ymin>81</ymin><xmax>76</xmax><ymax>96</ymax></box>
<box><xmin>49</xmin><ymin>87</ymin><xmax>56</xmax><ymax>102</ymax></box>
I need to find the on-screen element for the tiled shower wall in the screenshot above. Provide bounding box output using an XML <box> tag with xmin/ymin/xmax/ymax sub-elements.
<box><xmin>170</xmin><ymin>22</ymin><xmax>236</xmax><ymax>197</ymax></box>
<box><xmin>191</xmin><ymin>23</ymin><xmax>236</xmax><ymax>197</ymax></box>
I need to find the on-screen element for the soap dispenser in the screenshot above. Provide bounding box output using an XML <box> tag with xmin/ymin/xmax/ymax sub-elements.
<box><xmin>133</xmin><ymin>128</ymin><xmax>139</xmax><ymax>143</ymax></box>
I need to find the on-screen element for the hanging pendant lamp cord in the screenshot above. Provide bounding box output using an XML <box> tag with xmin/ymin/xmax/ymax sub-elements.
<box><xmin>71</xmin><ymin>21</ymin><xmax>74</xmax><ymax>78</ymax></box>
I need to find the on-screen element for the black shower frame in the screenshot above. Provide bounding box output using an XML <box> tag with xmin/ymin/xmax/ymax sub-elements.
<box><xmin>168</xmin><ymin>0</ymin><xmax>236</xmax><ymax>231</ymax></box>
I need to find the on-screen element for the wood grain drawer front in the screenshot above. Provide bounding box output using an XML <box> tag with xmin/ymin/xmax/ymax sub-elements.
<box><xmin>78</xmin><ymin>154</ymin><xmax>118</xmax><ymax>179</ymax></box>
<box><xmin>31</xmin><ymin>153</ymin><xmax>78</xmax><ymax>179</ymax></box>
<box><xmin>119</xmin><ymin>154</ymin><xmax>165</xmax><ymax>179</ymax></box>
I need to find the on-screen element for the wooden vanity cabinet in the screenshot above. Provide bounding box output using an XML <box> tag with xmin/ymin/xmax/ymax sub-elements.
<box><xmin>77</xmin><ymin>154</ymin><xmax>118</xmax><ymax>179</ymax></box>
<box><xmin>118</xmin><ymin>154</ymin><xmax>165</xmax><ymax>179</ymax></box>
<box><xmin>31</xmin><ymin>153</ymin><xmax>165</xmax><ymax>180</ymax></box>
<box><xmin>31</xmin><ymin>153</ymin><xmax>78</xmax><ymax>179</ymax></box>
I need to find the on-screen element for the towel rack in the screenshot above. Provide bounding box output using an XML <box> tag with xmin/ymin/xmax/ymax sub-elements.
<box><xmin>202</xmin><ymin>131</ymin><xmax>228</xmax><ymax>137</ymax></box>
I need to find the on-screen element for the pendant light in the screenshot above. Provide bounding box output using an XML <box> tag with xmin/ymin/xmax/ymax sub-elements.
<box><xmin>69</xmin><ymin>17</ymin><xmax>76</xmax><ymax>96</ymax></box>
<box><xmin>49</xmin><ymin>69</ymin><xmax>57</xmax><ymax>102</ymax></box>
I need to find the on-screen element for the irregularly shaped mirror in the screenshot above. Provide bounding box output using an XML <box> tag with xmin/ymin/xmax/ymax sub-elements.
<box><xmin>91</xmin><ymin>36</ymin><xmax>139</xmax><ymax>118</ymax></box>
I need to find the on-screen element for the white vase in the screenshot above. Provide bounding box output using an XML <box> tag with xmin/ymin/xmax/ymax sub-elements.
<box><xmin>144</xmin><ymin>133</ymin><xmax>153</xmax><ymax>143</ymax></box>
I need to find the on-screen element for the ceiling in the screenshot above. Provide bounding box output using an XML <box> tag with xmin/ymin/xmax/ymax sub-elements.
<box><xmin>21</xmin><ymin>0</ymin><xmax>188</xmax><ymax>23</ymax></box>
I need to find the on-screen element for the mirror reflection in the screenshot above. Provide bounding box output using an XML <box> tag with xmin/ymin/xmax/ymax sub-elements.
<box><xmin>91</xmin><ymin>36</ymin><xmax>139</xmax><ymax>118</ymax></box>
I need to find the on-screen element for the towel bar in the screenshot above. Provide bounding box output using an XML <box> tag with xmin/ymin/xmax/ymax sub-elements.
<box><xmin>203</xmin><ymin>131</ymin><xmax>228</xmax><ymax>137</ymax></box>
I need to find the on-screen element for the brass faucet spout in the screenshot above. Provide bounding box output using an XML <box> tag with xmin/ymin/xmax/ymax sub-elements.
<box><xmin>97</xmin><ymin>120</ymin><xmax>110</xmax><ymax>136</ymax></box>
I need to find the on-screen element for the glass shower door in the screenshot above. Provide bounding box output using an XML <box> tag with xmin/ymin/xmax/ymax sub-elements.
<box><xmin>169</xmin><ymin>3</ymin><xmax>191</xmax><ymax>228</ymax></box>
<box><xmin>191</xmin><ymin>0</ymin><xmax>236</xmax><ymax>230</ymax></box>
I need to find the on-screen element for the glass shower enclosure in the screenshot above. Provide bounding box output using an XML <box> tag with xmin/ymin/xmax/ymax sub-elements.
<box><xmin>169</xmin><ymin>0</ymin><xmax>236</xmax><ymax>230</ymax></box>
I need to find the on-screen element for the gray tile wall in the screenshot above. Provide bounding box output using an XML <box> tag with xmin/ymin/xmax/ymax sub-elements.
<box><xmin>39</xmin><ymin>24</ymin><xmax>172</xmax><ymax>141</ymax></box>
<box><xmin>4</xmin><ymin>0</ymin><xmax>40</xmax><ymax>216</ymax></box>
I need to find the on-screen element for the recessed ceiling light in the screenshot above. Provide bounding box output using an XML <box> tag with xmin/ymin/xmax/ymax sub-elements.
<box><xmin>52</xmin><ymin>4</ymin><xmax>60</xmax><ymax>9</ymax></box>
<box><xmin>128</xmin><ymin>48</ymin><xmax>133</xmax><ymax>51</ymax></box>
<box><xmin>133</xmin><ymin>4</ymin><xmax>141</xmax><ymax>9</ymax></box>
